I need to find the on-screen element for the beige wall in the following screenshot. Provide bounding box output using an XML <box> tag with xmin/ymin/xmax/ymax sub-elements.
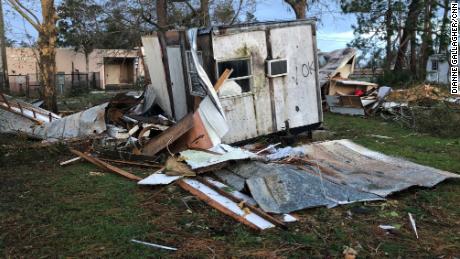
<box><xmin>6</xmin><ymin>48</ymin><xmax>144</xmax><ymax>89</ymax></box>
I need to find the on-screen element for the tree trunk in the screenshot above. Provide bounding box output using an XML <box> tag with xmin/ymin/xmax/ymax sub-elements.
<box><xmin>419</xmin><ymin>0</ymin><xmax>434</xmax><ymax>79</ymax></box>
<box><xmin>200</xmin><ymin>0</ymin><xmax>210</xmax><ymax>27</ymax></box>
<box><xmin>410</xmin><ymin>29</ymin><xmax>417</xmax><ymax>75</ymax></box>
<box><xmin>384</xmin><ymin>0</ymin><xmax>393</xmax><ymax>70</ymax></box>
<box><xmin>84</xmin><ymin>51</ymin><xmax>90</xmax><ymax>74</ymax></box>
<box><xmin>394</xmin><ymin>0</ymin><xmax>420</xmax><ymax>71</ymax></box>
<box><xmin>438</xmin><ymin>0</ymin><xmax>449</xmax><ymax>53</ymax></box>
<box><xmin>156</xmin><ymin>0</ymin><xmax>168</xmax><ymax>31</ymax></box>
<box><xmin>39</xmin><ymin>0</ymin><xmax>57</xmax><ymax>112</ymax></box>
<box><xmin>0</xmin><ymin>0</ymin><xmax>9</xmax><ymax>93</ymax></box>
<box><xmin>285</xmin><ymin>0</ymin><xmax>307</xmax><ymax>19</ymax></box>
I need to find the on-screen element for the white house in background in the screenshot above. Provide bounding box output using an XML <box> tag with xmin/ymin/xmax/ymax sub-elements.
<box><xmin>426</xmin><ymin>53</ymin><xmax>450</xmax><ymax>84</ymax></box>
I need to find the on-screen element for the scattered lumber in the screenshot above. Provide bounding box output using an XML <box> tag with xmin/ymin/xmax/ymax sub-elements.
<box><xmin>70</xmin><ymin>148</ymin><xmax>142</xmax><ymax>181</ymax></box>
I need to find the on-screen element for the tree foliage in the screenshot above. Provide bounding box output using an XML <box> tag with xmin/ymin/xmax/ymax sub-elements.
<box><xmin>342</xmin><ymin>0</ymin><xmax>449</xmax><ymax>81</ymax></box>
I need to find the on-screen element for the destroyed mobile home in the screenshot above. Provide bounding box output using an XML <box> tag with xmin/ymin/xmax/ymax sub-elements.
<box><xmin>319</xmin><ymin>48</ymin><xmax>460</xmax><ymax>117</ymax></box>
<box><xmin>1</xmin><ymin>20</ymin><xmax>459</xmax><ymax>232</ymax></box>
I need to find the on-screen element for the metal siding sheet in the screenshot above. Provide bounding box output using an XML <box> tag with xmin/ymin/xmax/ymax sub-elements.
<box><xmin>220</xmin><ymin>95</ymin><xmax>259</xmax><ymax>143</ymax></box>
<box><xmin>269</xmin><ymin>25</ymin><xmax>320</xmax><ymax>130</ymax></box>
<box><xmin>166</xmin><ymin>47</ymin><xmax>188</xmax><ymax>120</ymax></box>
<box><xmin>141</xmin><ymin>36</ymin><xmax>173</xmax><ymax>117</ymax></box>
<box><xmin>212</xmin><ymin>31</ymin><xmax>272</xmax><ymax>141</ymax></box>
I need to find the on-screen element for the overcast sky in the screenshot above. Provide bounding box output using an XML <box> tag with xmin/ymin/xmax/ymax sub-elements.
<box><xmin>5</xmin><ymin>0</ymin><xmax>356</xmax><ymax>52</ymax></box>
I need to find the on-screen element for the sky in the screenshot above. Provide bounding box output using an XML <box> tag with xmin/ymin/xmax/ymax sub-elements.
<box><xmin>5</xmin><ymin>0</ymin><xmax>356</xmax><ymax>52</ymax></box>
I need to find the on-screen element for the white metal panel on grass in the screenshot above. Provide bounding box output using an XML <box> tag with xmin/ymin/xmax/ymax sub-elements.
<box><xmin>269</xmin><ymin>25</ymin><xmax>320</xmax><ymax>130</ymax></box>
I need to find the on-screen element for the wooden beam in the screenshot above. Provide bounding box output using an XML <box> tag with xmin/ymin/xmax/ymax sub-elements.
<box><xmin>69</xmin><ymin>149</ymin><xmax>142</xmax><ymax>181</ymax></box>
<box><xmin>176</xmin><ymin>179</ymin><xmax>261</xmax><ymax>230</ymax></box>
<box><xmin>213</xmin><ymin>68</ymin><xmax>233</xmax><ymax>92</ymax></box>
<box><xmin>141</xmin><ymin>112</ymin><xmax>194</xmax><ymax>157</ymax></box>
<box><xmin>99</xmin><ymin>158</ymin><xmax>163</xmax><ymax>169</ymax></box>
<box><xmin>196</xmin><ymin>176</ymin><xmax>287</xmax><ymax>229</ymax></box>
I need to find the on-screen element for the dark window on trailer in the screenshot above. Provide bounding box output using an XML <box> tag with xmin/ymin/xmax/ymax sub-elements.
<box><xmin>431</xmin><ymin>59</ymin><xmax>438</xmax><ymax>71</ymax></box>
<box><xmin>185</xmin><ymin>51</ymin><xmax>207</xmax><ymax>97</ymax></box>
<box><xmin>217</xmin><ymin>58</ymin><xmax>252</xmax><ymax>93</ymax></box>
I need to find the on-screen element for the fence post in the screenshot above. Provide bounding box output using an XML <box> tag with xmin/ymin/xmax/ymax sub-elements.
<box><xmin>26</xmin><ymin>75</ymin><xmax>30</xmax><ymax>98</ymax></box>
<box><xmin>86</xmin><ymin>73</ymin><xmax>89</xmax><ymax>92</ymax></box>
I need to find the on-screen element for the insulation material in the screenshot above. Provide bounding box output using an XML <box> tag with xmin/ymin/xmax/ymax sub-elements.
<box><xmin>218</xmin><ymin>80</ymin><xmax>243</xmax><ymax>97</ymax></box>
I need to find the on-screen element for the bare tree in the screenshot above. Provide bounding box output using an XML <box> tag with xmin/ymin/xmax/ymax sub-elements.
<box><xmin>7</xmin><ymin>0</ymin><xmax>57</xmax><ymax>112</ymax></box>
<box><xmin>284</xmin><ymin>0</ymin><xmax>308</xmax><ymax>19</ymax></box>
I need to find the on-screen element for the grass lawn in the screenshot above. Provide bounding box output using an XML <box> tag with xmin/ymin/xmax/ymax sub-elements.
<box><xmin>1</xmin><ymin>113</ymin><xmax>459</xmax><ymax>258</ymax></box>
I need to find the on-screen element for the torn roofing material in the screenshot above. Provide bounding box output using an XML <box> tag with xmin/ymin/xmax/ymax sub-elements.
<box><xmin>301</xmin><ymin>139</ymin><xmax>460</xmax><ymax>197</ymax></box>
<box><xmin>220</xmin><ymin>161</ymin><xmax>382</xmax><ymax>213</ymax></box>
<box><xmin>180</xmin><ymin>144</ymin><xmax>257</xmax><ymax>170</ymax></box>
<box><xmin>216</xmin><ymin>139</ymin><xmax>459</xmax><ymax>213</ymax></box>
<box><xmin>318</xmin><ymin>48</ymin><xmax>357</xmax><ymax>87</ymax></box>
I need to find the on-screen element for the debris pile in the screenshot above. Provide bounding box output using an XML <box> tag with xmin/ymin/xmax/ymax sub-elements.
<box><xmin>1</xmin><ymin>43</ymin><xmax>459</xmax><ymax>232</ymax></box>
<box><xmin>319</xmin><ymin>49</ymin><xmax>459</xmax><ymax>118</ymax></box>
<box><xmin>319</xmin><ymin>48</ymin><xmax>384</xmax><ymax>116</ymax></box>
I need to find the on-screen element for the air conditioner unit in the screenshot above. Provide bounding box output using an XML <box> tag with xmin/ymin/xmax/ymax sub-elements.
<box><xmin>267</xmin><ymin>59</ymin><xmax>288</xmax><ymax>78</ymax></box>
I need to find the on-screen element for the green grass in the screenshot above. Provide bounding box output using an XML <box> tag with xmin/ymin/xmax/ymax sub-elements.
<box><xmin>324</xmin><ymin>113</ymin><xmax>460</xmax><ymax>173</ymax></box>
<box><xmin>1</xmin><ymin>113</ymin><xmax>459</xmax><ymax>258</ymax></box>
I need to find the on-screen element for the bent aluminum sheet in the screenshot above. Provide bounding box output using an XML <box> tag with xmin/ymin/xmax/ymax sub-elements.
<box><xmin>300</xmin><ymin>139</ymin><xmax>460</xmax><ymax>197</ymax></box>
<box><xmin>32</xmin><ymin>103</ymin><xmax>108</xmax><ymax>140</ymax></box>
<box><xmin>1</xmin><ymin>102</ymin><xmax>108</xmax><ymax>140</ymax></box>
<box><xmin>180</xmin><ymin>144</ymin><xmax>257</xmax><ymax>170</ymax></box>
<box><xmin>225</xmin><ymin>161</ymin><xmax>382</xmax><ymax>213</ymax></box>
<box><xmin>224</xmin><ymin>140</ymin><xmax>459</xmax><ymax>213</ymax></box>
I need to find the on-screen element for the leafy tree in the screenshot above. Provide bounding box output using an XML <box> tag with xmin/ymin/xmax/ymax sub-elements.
<box><xmin>57</xmin><ymin>0</ymin><xmax>104</xmax><ymax>73</ymax></box>
<box><xmin>341</xmin><ymin>0</ymin><xmax>406</xmax><ymax>71</ymax></box>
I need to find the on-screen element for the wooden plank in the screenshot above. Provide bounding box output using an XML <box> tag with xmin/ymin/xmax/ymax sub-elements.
<box><xmin>70</xmin><ymin>149</ymin><xmax>142</xmax><ymax>181</ymax></box>
<box><xmin>60</xmin><ymin>156</ymin><xmax>82</xmax><ymax>166</ymax></box>
<box><xmin>98</xmin><ymin>158</ymin><xmax>163</xmax><ymax>168</ymax></box>
<box><xmin>196</xmin><ymin>176</ymin><xmax>287</xmax><ymax>229</ymax></box>
<box><xmin>176</xmin><ymin>179</ymin><xmax>261</xmax><ymax>230</ymax></box>
<box><xmin>213</xmin><ymin>68</ymin><xmax>233</xmax><ymax>92</ymax></box>
<box><xmin>141</xmin><ymin>112</ymin><xmax>194</xmax><ymax>157</ymax></box>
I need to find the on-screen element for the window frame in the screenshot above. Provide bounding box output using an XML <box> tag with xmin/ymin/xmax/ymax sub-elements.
<box><xmin>185</xmin><ymin>50</ymin><xmax>206</xmax><ymax>97</ymax></box>
<box><xmin>431</xmin><ymin>59</ymin><xmax>438</xmax><ymax>71</ymax></box>
<box><xmin>215</xmin><ymin>57</ymin><xmax>253</xmax><ymax>95</ymax></box>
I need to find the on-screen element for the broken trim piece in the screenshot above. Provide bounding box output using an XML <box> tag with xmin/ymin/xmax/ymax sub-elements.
<box><xmin>176</xmin><ymin>178</ymin><xmax>275</xmax><ymax>230</ymax></box>
<box><xmin>70</xmin><ymin>149</ymin><xmax>142</xmax><ymax>181</ymax></box>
